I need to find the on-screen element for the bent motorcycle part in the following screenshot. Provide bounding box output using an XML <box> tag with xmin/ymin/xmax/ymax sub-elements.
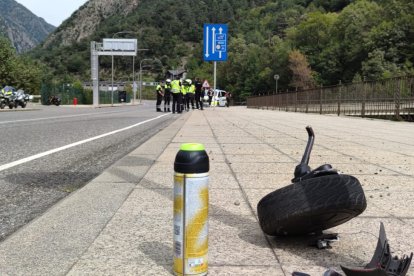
<box><xmin>257</xmin><ymin>126</ymin><xmax>366</xmax><ymax>236</ymax></box>
<box><xmin>308</xmin><ymin>232</ymin><xmax>340</xmax><ymax>249</ymax></box>
<box><xmin>292</xmin><ymin>126</ymin><xmax>314</xmax><ymax>182</ymax></box>
<box><xmin>341</xmin><ymin>222</ymin><xmax>412</xmax><ymax>276</ymax></box>
<box><xmin>292</xmin><ymin>224</ymin><xmax>412</xmax><ymax>276</ymax></box>
<box><xmin>292</xmin><ymin>126</ymin><xmax>338</xmax><ymax>183</ymax></box>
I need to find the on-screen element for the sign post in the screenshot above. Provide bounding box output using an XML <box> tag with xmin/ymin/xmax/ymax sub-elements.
<box><xmin>203</xmin><ymin>24</ymin><xmax>228</xmax><ymax>95</ymax></box>
<box><xmin>90</xmin><ymin>39</ymin><xmax>137</xmax><ymax>107</ymax></box>
<box><xmin>274</xmin><ymin>74</ymin><xmax>280</xmax><ymax>94</ymax></box>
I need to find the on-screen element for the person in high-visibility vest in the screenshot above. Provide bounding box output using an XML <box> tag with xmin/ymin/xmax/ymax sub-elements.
<box><xmin>181</xmin><ymin>80</ymin><xmax>188</xmax><ymax>112</ymax></box>
<box><xmin>186</xmin><ymin>79</ymin><xmax>196</xmax><ymax>110</ymax></box>
<box><xmin>3</xmin><ymin>86</ymin><xmax>13</xmax><ymax>96</ymax></box>
<box><xmin>171</xmin><ymin>77</ymin><xmax>182</xmax><ymax>114</ymax></box>
<box><xmin>164</xmin><ymin>79</ymin><xmax>172</xmax><ymax>112</ymax></box>
<box><xmin>156</xmin><ymin>82</ymin><xmax>164</xmax><ymax>112</ymax></box>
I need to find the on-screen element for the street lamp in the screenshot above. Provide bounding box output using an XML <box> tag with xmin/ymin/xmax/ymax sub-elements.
<box><xmin>133</xmin><ymin>49</ymin><xmax>149</xmax><ymax>104</ymax></box>
<box><xmin>274</xmin><ymin>74</ymin><xmax>280</xmax><ymax>94</ymax></box>
<box><xmin>139</xmin><ymin>58</ymin><xmax>163</xmax><ymax>103</ymax></box>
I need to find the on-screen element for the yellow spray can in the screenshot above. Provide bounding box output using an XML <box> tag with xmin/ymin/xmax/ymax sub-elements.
<box><xmin>173</xmin><ymin>143</ymin><xmax>209</xmax><ymax>276</ymax></box>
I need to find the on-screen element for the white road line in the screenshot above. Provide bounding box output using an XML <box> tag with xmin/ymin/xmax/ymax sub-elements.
<box><xmin>0</xmin><ymin>110</ymin><xmax>133</xmax><ymax>125</ymax></box>
<box><xmin>0</xmin><ymin>114</ymin><xmax>170</xmax><ymax>172</ymax></box>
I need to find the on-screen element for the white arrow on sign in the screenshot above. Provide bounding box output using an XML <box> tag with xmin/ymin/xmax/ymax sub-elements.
<box><xmin>205</xmin><ymin>26</ymin><xmax>209</xmax><ymax>57</ymax></box>
<box><xmin>212</xmin><ymin>27</ymin><xmax>216</xmax><ymax>54</ymax></box>
<box><xmin>218</xmin><ymin>27</ymin><xmax>223</xmax><ymax>59</ymax></box>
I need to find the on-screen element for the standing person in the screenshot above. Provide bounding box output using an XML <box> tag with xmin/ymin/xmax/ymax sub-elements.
<box><xmin>208</xmin><ymin>88</ymin><xmax>213</xmax><ymax>106</ymax></box>
<box><xmin>156</xmin><ymin>82</ymin><xmax>164</xmax><ymax>112</ymax></box>
<box><xmin>181</xmin><ymin>79</ymin><xmax>188</xmax><ymax>112</ymax></box>
<box><xmin>171</xmin><ymin>76</ymin><xmax>182</xmax><ymax>114</ymax></box>
<box><xmin>225</xmin><ymin>91</ymin><xmax>232</xmax><ymax>107</ymax></box>
<box><xmin>194</xmin><ymin>78</ymin><xmax>203</xmax><ymax>110</ymax></box>
<box><xmin>164</xmin><ymin>79</ymin><xmax>172</xmax><ymax>112</ymax></box>
<box><xmin>186</xmin><ymin>79</ymin><xmax>195</xmax><ymax>110</ymax></box>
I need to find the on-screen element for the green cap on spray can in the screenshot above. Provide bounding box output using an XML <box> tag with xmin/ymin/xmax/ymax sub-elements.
<box><xmin>174</xmin><ymin>143</ymin><xmax>209</xmax><ymax>174</ymax></box>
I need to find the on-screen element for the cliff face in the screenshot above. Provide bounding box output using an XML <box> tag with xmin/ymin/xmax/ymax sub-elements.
<box><xmin>43</xmin><ymin>0</ymin><xmax>140</xmax><ymax>48</ymax></box>
<box><xmin>0</xmin><ymin>0</ymin><xmax>55</xmax><ymax>53</ymax></box>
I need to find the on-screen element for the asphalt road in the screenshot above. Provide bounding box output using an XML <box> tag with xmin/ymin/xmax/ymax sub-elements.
<box><xmin>0</xmin><ymin>102</ymin><xmax>176</xmax><ymax>241</ymax></box>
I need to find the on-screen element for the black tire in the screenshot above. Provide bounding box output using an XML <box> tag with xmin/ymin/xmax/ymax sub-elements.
<box><xmin>257</xmin><ymin>174</ymin><xmax>366</xmax><ymax>236</ymax></box>
<box><xmin>8</xmin><ymin>104</ymin><xmax>13</xmax><ymax>109</ymax></box>
<box><xmin>0</xmin><ymin>102</ymin><xmax>5</xmax><ymax>109</ymax></box>
<box><xmin>21</xmin><ymin>102</ymin><xmax>26</xmax><ymax>108</ymax></box>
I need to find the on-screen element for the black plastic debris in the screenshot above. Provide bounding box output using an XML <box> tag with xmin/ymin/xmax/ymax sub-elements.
<box><xmin>341</xmin><ymin>223</ymin><xmax>412</xmax><ymax>276</ymax></box>
<box><xmin>292</xmin><ymin>223</ymin><xmax>412</xmax><ymax>276</ymax></box>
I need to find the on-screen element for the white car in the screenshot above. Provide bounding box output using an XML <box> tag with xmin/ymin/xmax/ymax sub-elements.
<box><xmin>211</xmin><ymin>89</ymin><xmax>227</xmax><ymax>107</ymax></box>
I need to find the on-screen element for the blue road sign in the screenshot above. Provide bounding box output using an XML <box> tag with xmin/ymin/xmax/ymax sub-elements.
<box><xmin>203</xmin><ymin>24</ymin><xmax>228</xmax><ymax>62</ymax></box>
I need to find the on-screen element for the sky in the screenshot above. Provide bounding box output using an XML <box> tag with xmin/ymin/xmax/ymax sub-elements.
<box><xmin>15</xmin><ymin>0</ymin><xmax>88</xmax><ymax>26</ymax></box>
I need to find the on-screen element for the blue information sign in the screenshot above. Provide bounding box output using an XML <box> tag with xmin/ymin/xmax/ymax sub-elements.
<box><xmin>203</xmin><ymin>24</ymin><xmax>228</xmax><ymax>62</ymax></box>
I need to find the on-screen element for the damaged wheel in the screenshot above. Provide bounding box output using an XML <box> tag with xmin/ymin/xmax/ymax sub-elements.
<box><xmin>257</xmin><ymin>174</ymin><xmax>366</xmax><ymax>236</ymax></box>
<box><xmin>257</xmin><ymin>126</ymin><xmax>367</xmax><ymax>237</ymax></box>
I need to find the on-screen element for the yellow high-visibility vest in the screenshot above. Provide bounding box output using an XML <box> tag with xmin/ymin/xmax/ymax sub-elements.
<box><xmin>181</xmin><ymin>85</ymin><xmax>188</xmax><ymax>95</ymax></box>
<box><xmin>171</xmin><ymin>80</ymin><xmax>181</xmax><ymax>93</ymax></box>
<box><xmin>188</xmin><ymin>84</ymin><xmax>196</xmax><ymax>94</ymax></box>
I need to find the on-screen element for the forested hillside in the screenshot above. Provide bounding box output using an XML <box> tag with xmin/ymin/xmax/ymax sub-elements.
<box><xmin>0</xmin><ymin>37</ymin><xmax>43</xmax><ymax>93</ymax></box>
<box><xmin>26</xmin><ymin>0</ymin><xmax>414</xmax><ymax>99</ymax></box>
<box><xmin>218</xmin><ymin>0</ymin><xmax>414</xmax><ymax>98</ymax></box>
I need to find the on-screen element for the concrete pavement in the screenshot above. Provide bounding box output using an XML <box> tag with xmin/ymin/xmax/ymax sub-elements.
<box><xmin>0</xmin><ymin>106</ymin><xmax>413</xmax><ymax>275</ymax></box>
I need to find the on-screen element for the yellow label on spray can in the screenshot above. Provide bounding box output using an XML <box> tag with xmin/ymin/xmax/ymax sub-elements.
<box><xmin>173</xmin><ymin>173</ymin><xmax>209</xmax><ymax>276</ymax></box>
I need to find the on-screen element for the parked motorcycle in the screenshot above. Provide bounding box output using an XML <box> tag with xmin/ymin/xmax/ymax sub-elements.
<box><xmin>13</xmin><ymin>90</ymin><xmax>29</xmax><ymax>108</ymax></box>
<box><xmin>2</xmin><ymin>86</ymin><xmax>17</xmax><ymax>109</ymax></box>
<box><xmin>0</xmin><ymin>92</ymin><xmax>6</xmax><ymax>109</ymax></box>
<box><xmin>47</xmin><ymin>95</ymin><xmax>61</xmax><ymax>106</ymax></box>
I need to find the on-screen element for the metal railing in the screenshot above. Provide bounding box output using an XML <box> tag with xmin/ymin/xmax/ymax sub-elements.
<box><xmin>41</xmin><ymin>83</ymin><xmax>131</xmax><ymax>105</ymax></box>
<box><xmin>247</xmin><ymin>76</ymin><xmax>414</xmax><ymax>119</ymax></box>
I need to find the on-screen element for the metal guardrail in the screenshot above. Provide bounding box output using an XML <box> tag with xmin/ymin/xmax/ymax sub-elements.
<box><xmin>247</xmin><ymin>76</ymin><xmax>414</xmax><ymax>119</ymax></box>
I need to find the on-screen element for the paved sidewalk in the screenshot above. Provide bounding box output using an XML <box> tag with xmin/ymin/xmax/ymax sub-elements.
<box><xmin>0</xmin><ymin>107</ymin><xmax>413</xmax><ymax>275</ymax></box>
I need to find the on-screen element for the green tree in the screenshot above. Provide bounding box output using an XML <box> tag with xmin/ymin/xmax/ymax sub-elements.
<box><xmin>0</xmin><ymin>37</ymin><xmax>43</xmax><ymax>93</ymax></box>
<box><xmin>364</xmin><ymin>0</ymin><xmax>414</xmax><ymax>77</ymax></box>
<box><xmin>0</xmin><ymin>37</ymin><xmax>17</xmax><ymax>86</ymax></box>
<box><xmin>287</xmin><ymin>11</ymin><xmax>338</xmax><ymax>84</ymax></box>
<box><xmin>13</xmin><ymin>57</ymin><xmax>42</xmax><ymax>93</ymax></box>
<box><xmin>332</xmin><ymin>0</ymin><xmax>382</xmax><ymax>81</ymax></box>
<box><xmin>361</xmin><ymin>50</ymin><xmax>399</xmax><ymax>80</ymax></box>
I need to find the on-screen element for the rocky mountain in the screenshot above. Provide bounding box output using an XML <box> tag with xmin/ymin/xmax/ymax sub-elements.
<box><xmin>32</xmin><ymin>0</ymin><xmax>243</xmax><ymax>77</ymax></box>
<box><xmin>43</xmin><ymin>0</ymin><xmax>140</xmax><ymax>48</ymax></box>
<box><xmin>0</xmin><ymin>0</ymin><xmax>55</xmax><ymax>53</ymax></box>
